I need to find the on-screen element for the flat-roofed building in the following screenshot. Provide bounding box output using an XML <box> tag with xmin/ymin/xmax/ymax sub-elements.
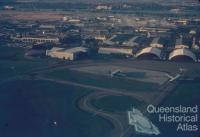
<box><xmin>3</xmin><ymin>5</ymin><xmax>14</xmax><ymax>10</ymax></box>
<box><xmin>39</xmin><ymin>25</ymin><xmax>56</xmax><ymax>30</ymax></box>
<box><xmin>95</xmin><ymin>35</ymin><xmax>107</xmax><ymax>41</ymax></box>
<box><xmin>46</xmin><ymin>47</ymin><xmax>88</xmax><ymax>61</ymax></box>
<box><xmin>175</xmin><ymin>20</ymin><xmax>188</xmax><ymax>25</ymax></box>
<box><xmin>96</xmin><ymin>5</ymin><xmax>112</xmax><ymax>10</ymax></box>
<box><xmin>13</xmin><ymin>37</ymin><xmax>59</xmax><ymax>44</ymax></box>
<box><xmin>137</xmin><ymin>27</ymin><xmax>170</xmax><ymax>33</ymax></box>
<box><xmin>98</xmin><ymin>47</ymin><xmax>133</xmax><ymax>55</ymax></box>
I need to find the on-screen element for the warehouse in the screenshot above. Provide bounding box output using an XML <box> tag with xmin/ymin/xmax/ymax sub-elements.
<box><xmin>98</xmin><ymin>47</ymin><xmax>133</xmax><ymax>55</ymax></box>
<box><xmin>46</xmin><ymin>47</ymin><xmax>88</xmax><ymax>61</ymax></box>
<box><xmin>13</xmin><ymin>37</ymin><xmax>59</xmax><ymax>44</ymax></box>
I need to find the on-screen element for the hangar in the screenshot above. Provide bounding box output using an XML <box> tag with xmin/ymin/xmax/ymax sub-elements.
<box><xmin>169</xmin><ymin>48</ymin><xmax>197</xmax><ymax>62</ymax></box>
<box><xmin>46</xmin><ymin>47</ymin><xmax>88</xmax><ymax>61</ymax></box>
<box><xmin>136</xmin><ymin>47</ymin><xmax>162</xmax><ymax>59</ymax></box>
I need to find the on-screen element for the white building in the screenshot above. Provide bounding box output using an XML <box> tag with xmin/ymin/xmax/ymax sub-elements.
<box><xmin>95</xmin><ymin>35</ymin><xmax>107</xmax><ymax>41</ymax></box>
<box><xmin>39</xmin><ymin>25</ymin><xmax>56</xmax><ymax>29</ymax></box>
<box><xmin>168</xmin><ymin>48</ymin><xmax>197</xmax><ymax>62</ymax></box>
<box><xmin>46</xmin><ymin>47</ymin><xmax>88</xmax><ymax>61</ymax></box>
<box><xmin>3</xmin><ymin>5</ymin><xmax>14</xmax><ymax>10</ymax></box>
<box><xmin>96</xmin><ymin>5</ymin><xmax>112</xmax><ymax>10</ymax></box>
<box><xmin>98</xmin><ymin>47</ymin><xmax>133</xmax><ymax>55</ymax></box>
<box><xmin>13</xmin><ymin>37</ymin><xmax>59</xmax><ymax>44</ymax></box>
<box><xmin>136</xmin><ymin>47</ymin><xmax>162</xmax><ymax>59</ymax></box>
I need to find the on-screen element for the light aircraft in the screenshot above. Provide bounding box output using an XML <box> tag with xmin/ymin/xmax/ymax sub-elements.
<box><xmin>109</xmin><ymin>69</ymin><xmax>126</xmax><ymax>77</ymax></box>
<box><xmin>165</xmin><ymin>68</ymin><xmax>187</xmax><ymax>82</ymax></box>
<box><xmin>165</xmin><ymin>73</ymin><xmax>181</xmax><ymax>82</ymax></box>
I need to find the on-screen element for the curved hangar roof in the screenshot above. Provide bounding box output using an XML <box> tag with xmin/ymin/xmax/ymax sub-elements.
<box><xmin>169</xmin><ymin>48</ymin><xmax>197</xmax><ymax>62</ymax></box>
<box><xmin>136</xmin><ymin>47</ymin><xmax>162</xmax><ymax>59</ymax></box>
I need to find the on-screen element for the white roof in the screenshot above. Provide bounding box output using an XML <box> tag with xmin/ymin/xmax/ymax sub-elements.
<box><xmin>63</xmin><ymin>47</ymin><xmax>88</xmax><ymax>53</ymax></box>
<box><xmin>99</xmin><ymin>47</ymin><xmax>133</xmax><ymax>55</ymax></box>
<box><xmin>169</xmin><ymin>48</ymin><xmax>197</xmax><ymax>61</ymax></box>
<box><xmin>48</xmin><ymin>47</ymin><xmax>88</xmax><ymax>53</ymax></box>
<box><xmin>49</xmin><ymin>47</ymin><xmax>64</xmax><ymax>52</ymax></box>
<box><xmin>136</xmin><ymin>47</ymin><xmax>162</xmax><ymax>59</ymax></box>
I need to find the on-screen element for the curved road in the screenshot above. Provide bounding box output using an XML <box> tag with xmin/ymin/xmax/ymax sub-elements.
<box><xmin>35</xmin><ymin>76</ymin><xmax>157</xmax><ymax>137</ymax></box>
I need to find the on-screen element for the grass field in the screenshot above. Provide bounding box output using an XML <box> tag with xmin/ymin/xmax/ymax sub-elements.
<box><xmin>91</xmin><ymin>95</ymin><xmax>145</xmax><ymax>113</ymax></box>
<box><xmin>0</xmin><ymin>46</ymin><xmax>58</xmax><ymax>81</ymax></box>
<box><xmin>0</xmin><ymin>80</ymin><xmax>113</xmax><ymax>137</ymax></box>
<box><xmin>0</xmin><ymin>45</ymin><xmax>114</xmax><ymax>137</ymax></box>
<box><xmin>42</xmin><ymin>68</ymin><xmax>159</xmax><ymax>92</ymax></box>
<box><xmin>163</xmin><ymin>82</ymin><xmax>200</xmax><ymax>106</ymax></box>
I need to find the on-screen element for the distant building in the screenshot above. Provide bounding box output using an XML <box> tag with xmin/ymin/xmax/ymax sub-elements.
<box><xmin>13</xmin><ymin>37</ymin><xmax>59</xmax><ymax>44</ymax></box>
<box><xmin>46</xmin><ymin>47</ymin><xmax>88</xmax><ymax>61</ymax></box>
<box><xmin>96</xmin><ymin>5</ymin><xmax>112</xmax><ymax>10</ymax></box>
<box><xmin>3</xmin><ymin>5</ymin><xmax>14</xmax><ymax>10</ymax></box>
<box><xmin>68</xmin><ymin>19</ymin><xmax>81</xmax><ymax>23</ymax></box>
<box><xmin>137</xmin><ymin>27</ymin><xmax>170</xmax><ymax>33</ymax></box>
<box><xmin>169</xmin><ymin>48</ymin><xmax>197</xmax><ymax>62</ymax></box>
<box><xmin>175</xmin><ymin>20</ymin><xmax>188</xmax><ymax>25</ymax></box>
<box><xmin>39</xmin><ymin>25</ymin><xmax>56</xmax><ymax>30</ymax></box>
<box><xmin>63</xmin><ymin>16</ymin><xmax>69</xmax><ymax>21</ymax></box>
<box><xmin>95</xmin><ymin>35</ymin><xmax>107</xmax><ymax>41</ymax></box>
<box><xmin>98</xmin><ymin>47</ymin><xmax>133</xmax><ymax>56</ymax></box>
<box><xmin>136</xmin><ymin>47</ymin><xmax>162</xmax><ymax>60</ymax></box>
<box><xmin>189</xmin><ymin>30</ymin><xmax>197</xmax><ymax>35</ymax></box>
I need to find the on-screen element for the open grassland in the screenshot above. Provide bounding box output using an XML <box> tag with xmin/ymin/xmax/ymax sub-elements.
<box><xmin>42</xmin><ymin>68</ymin><xmax>159</xmax><ymax>92</ymax></box>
